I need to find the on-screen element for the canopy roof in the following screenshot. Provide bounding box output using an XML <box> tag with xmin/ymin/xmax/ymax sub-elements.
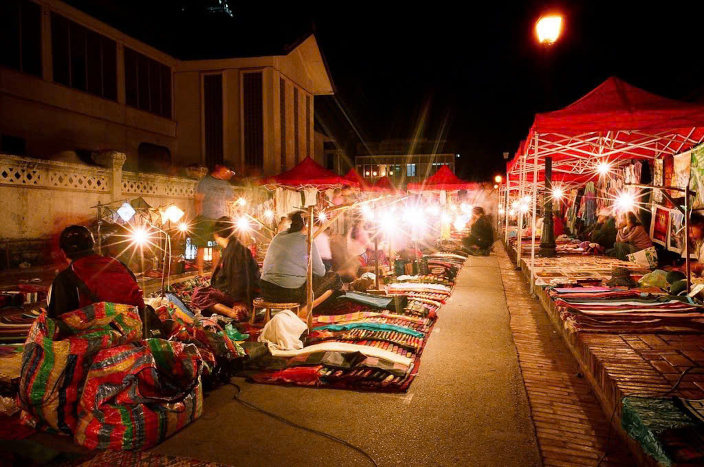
<box><xmin>367</xmin><ymin>175</ymin><xmax>398</xmax><ymax>193</ymax></box>
<box><xmin>407</xmin><ymin>165</ymin><xmax>479</xmax><ymax>191</ymax></box>
<box><xmin>259</xmin><ymin>157</ymin><xmax>355</xmax><ymax>188</ymax></box>
<box><xmin>508</xmin><ymin>77</ymin><xmax>704</xmax><ymax>187</ymax></box>
<box><xmin>342</xmin><ymin>168</ymin><xmax>367</xmax><ymax>188</ymax></box>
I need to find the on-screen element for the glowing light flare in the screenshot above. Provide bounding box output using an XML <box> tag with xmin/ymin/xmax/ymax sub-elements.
<box><xmin>318</xmin><ymin>211</ymin><xmax>328</xmax><ymax>222</ymax></box>
<box><xmin>361</xmin><ymin>205</ymin><xmax>375</xmax><ymax>220</ymax></box>
<box><xmin>236</xmin><ymin>197</ymin><xmax>247</xmax><ymax>207</ymax></box>
<box><xmin>615</xmin><ymin>191</ymin><xmax>636</xmax><ymax>212</ymax></box>
<box><xmin>441</xmin><ymin>213</ymin><xmax>452</xmax><ymax>224</ymax></box>
<box><xmin>511</xmin><ymin>200</ymin><xmax>520</xmax><ymax>209</ymax></box>
<box><xmin>551</xmin><ymin>187</ymin><xmax>564</xmax><ymax>200</ymax></box>
<box><xmin>494</xmin><ymin>175</ymin><xmax>503</xmax><ymax>184</ymax></box>
<box><xmin>597</xmin><ymin>161</ymin><xmax>612</xmax><ymax>176</ymax></box>
<box><xmin>235</xmin><ymin>217</ymin><xmax>250</xmax><ymax>232</ymax></box>
<box><xmin>131</xmin><ymin>226</ymin><xmax>151</xmax><ymax>246</ymax></box>
<box><xmin>508</xmin><ymin>209</ymin><xmax>516</xmax><ymax>216</ymax></box>
<box><xmin>453</xmin><ymin>216</ymin><xmax>467</xmax><ymax>232</ymax></box>
<box><xmin>520</xmin><ymin>204</ymin><xmax>530</xmax><ymax>213</ymax></box>
<box><xmin>425</xmin><ymin>205</ymin><xmax>440</xmax><ymax>216</ymax></box>
<box><xmin>164</xmin><ymin>205</ymin><xmax>184</xmax><ymax>223</ymax></box>
<box><xmin>263</xmin><ymin>209</ymin><xmax>275</xmax><ymax>222</ymax></box>
<box><xmin>536</xmin><ymin>14</ymin><xmax>563</xmax><ymax>45</ymax></box>
<box><xmin>498</xmin><ymin>208</ymin><xmax>506</xmax><ymax>215</ymax></box>
<box><xmin>178</xmin><ymin>222</ymin><xmax>189</xmax><ymax>233</ymax></box>
<box><xmin>522</xmin><ymin>195</ymin><xmax>531</xmax><ymax>204</ymax></box>
<box><xmin>494</xmin><ymin>184</ymin><xmax>499</xmax><ymax>189</ymax></box>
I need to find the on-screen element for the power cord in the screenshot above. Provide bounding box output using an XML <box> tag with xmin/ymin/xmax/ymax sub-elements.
<box><xmin>228</xmin><ymin>381</ymin><xmax>378</xmax><ymax>467</ymax></box>
<box><xmin>595</xmin><ymin>365</ymin><xmax>704</xmax><ymax>466</ymax></box>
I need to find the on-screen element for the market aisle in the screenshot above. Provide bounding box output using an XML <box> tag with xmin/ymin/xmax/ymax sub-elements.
<box><xmin>151</xmin><ymin>252</ymin><xmax>541</xmax><ymax>466</ymax></box>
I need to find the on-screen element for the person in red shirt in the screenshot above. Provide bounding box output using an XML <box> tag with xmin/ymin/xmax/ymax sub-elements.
<box><xmin>48</xmin><ymin>225</ymin><xmax>144</xmax><ymax>318</ymax></box>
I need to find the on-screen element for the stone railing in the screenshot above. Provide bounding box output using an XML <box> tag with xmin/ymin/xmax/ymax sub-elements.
<box><xmin>0</xmin><ymin>152</ymin><xmax>197</xmax><ymax>241</ymax></box>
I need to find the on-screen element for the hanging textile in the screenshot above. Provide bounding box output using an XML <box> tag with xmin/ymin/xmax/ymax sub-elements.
<box><xmin>690</xmin><ymin>144</ymin><xmax>704</xmax><ymax>209</ymax></box>
<box><xmin>673</xmin><ymin>152</ymin><xmax>691</xmax><ymax>190</ymax></box>
<box><xmin>654</xmin><ymin>159</ymin><xmax>664</xmax><ymax>203</ymax></box>
<box><xmin>583</xmin><ymin>182</ymin><xmax>597</xmax><ymax>226</ymax></box>
<box><xmin>303</xmin><ymin>188</ymin><xmax>318</xmax><ymax>207</ymax></box>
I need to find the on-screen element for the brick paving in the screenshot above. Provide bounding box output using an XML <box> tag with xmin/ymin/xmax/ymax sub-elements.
<box><xmin>497</xmin><ymin>247</ymin><xmax>635</xmax><ymax>466</ymax></box>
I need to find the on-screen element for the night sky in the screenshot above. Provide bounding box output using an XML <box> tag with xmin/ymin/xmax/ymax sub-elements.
<box><xmin>66</xmin><ymin>1</ymin><xmax>704</xmax><ymax>181</ymax></box>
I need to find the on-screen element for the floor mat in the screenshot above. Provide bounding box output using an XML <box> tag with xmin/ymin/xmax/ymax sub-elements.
<box><xmin>78</xmin><ymin>451</ymin><xmax>230</xmax><ymax>466</ymax></box>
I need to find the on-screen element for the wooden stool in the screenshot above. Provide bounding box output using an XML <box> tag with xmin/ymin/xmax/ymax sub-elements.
<box><xmin>250</xmin><ymin>297</ymin><xmax>301</xmax><ymax>325</ymax></box>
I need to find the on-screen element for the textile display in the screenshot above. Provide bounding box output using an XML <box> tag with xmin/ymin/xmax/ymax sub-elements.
<box><xmin>690</xmin><ymin>144</ymin><xmax>704</xmax><ymax>209</ymax></box>
<box><xmin>669</xmin><ymin>209</ymin><xmax>686</xmax><ymax>253</ymax></box>
<box><xmin>75</xmin><ymin>339</ymin><xmax>203</xmax><ymax>451</ymax></box>
<box><xmin>18</xmin><ymin>303</ymin><xmax>143</xmax><ymax>434</ymax></box>
<box><xmin>654</xmin><ymin>158</ymin><xmax>664</xmax><ymax>203</ymax></box>
<box><xmin>673</xmin><ymin>151</ymin><xmax>691</xmax><ymax>190</ymax></box>
<box><xmin>650</xmin><ymin>205</ymin><xmax>670</xmax><ymax>246</ymax></box>
<box><xmin>627</xmin><ymin>246</ymin><xmax>658</xmax><ymax>269</ymax></box>
<box><xmin>268</xmin><ymin>342</ymin><xmax>413</xmax><ymax>367</ymax></box>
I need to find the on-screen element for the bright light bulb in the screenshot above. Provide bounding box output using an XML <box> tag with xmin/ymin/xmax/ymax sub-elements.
<box><xmin>494</xmin><ymin>175</ymin><xmax>502</xmax><ymax>183</ymax></box>
<box><xmin>131</xmin><ymin>226</ymin><xmax>149</xmax><ymax>245</ymax></box>
<box><xmin>520</xmin><ymin>204</ymin><xmax>530</xmax><ymax>213</ymax></box>
<box><xmin>236</xmin><ymin>197</ymin><xmax>247</xmax><ymax>207</ymax></box>
<box><xmin>536</xmin><ymin>14</ymin><xmax>563</xmax><ymax>45</ymax></box>
<box><xmin>164</xmin><ymin>205</ymin><xmax>184</xmax><ymax>223</ymax></box>
<box><xmin>499</xmin><ymin>208</ymin><xmax>506</xmax><ymax>215</ymax></box>
<box><xmin>494</xmin><ymin>184</ymin><xmax>499</xmax><ymax>189</ymax></box>
<box><xmin>263</xmin><ymin>209</ymin><xmax>274</xmax><ymax>221</ymax></box>
<box><xmin>522</xmin><ymin>195</ymin><xmax>531</xmax><ymax>204</ymax></box>
<box><xmin>512</xmin><ymin>200</ymin><xmax>520</xmax><ymax>209</ymax></box>
<box><xmin>597</xmin><ymin>161</ymin><xmax>612</xmax><ymax>175</ymax></box>
<box><xmin>552</xmin><ymin>187</ymin><xmax>564</xmax><ymax>200</ymax></box>
<box><xmin>453</xmin><ymin>217</ymin><xmax>466</xmax><ymax>231</ymax></box>
<box><xmin>361</xmin><ymin>205</ymin><xmax>375</xmax><ymax>220</ymax></box>
<box><xmin>615</xmin><ymin>191</ymin><xmax>635</xmax><ymax>211</ymax></box>
<box><xmin>178</xmin><ymin>222</ymin><xmax>189</xmax><ymax>233</ymax></box>
<box><xmin>236</xmin><ymin>217</ymin><xmax>250</xmax><ymax>231</ymax></box>
<box><xmin>509</xmin><ymin>209</ymin><xmax>516</xmax><ymax>216</ymax></box>
<box><xmin>318</xmin><ymin>211</ymin><xmax>328</xmax><ymax>222</ymax></box>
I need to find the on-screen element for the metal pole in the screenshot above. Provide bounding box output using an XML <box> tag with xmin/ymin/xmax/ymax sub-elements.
<box><xmin>529</xmin><ymin>135</ymin><xmax>539</xmax><ymax>293</ymax></box>
<box><xmin>538</xmin><ymin>156</ymin><xmax>557</xmax><ymax>257</ymax></box>
<box><xmin>306</xmin><ymin>205</ymin><xmax>315</xmax><ymax>330</ymax></box>
<box><xmin>504</xmin><ymin>175</ymin><xmax>510</xmax><ymax>242</ymax></box>
<box><xmin>517</xmin><ymin>154</ymin><xmax>526</xmax><ymax>265</ymax></box>
<box><xmin>374</xmin><ymin>222</ymin><xmax>380</xmax><ymax>290</ymax></box>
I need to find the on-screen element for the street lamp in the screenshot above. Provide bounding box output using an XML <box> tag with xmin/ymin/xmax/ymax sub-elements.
<box><xmin>536</xmin><ymin>14</ymin><xmax>563</xmax><ymax>45</ymax></box>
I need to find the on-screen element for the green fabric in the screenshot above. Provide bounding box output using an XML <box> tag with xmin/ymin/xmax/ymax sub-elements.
<box><xmin>314</xmin><ymin>322</ymin><xmax>424</xmax><ymax>338</ymax></box>
<box><xmin>342</xmin><ymin>292</ymin><xmax>394</xmax><ymax>310</ymax></box>
<box><xmin>590</xmin><ymin>217</ymin><xmax>617</xmax><ymax>248</ymax></box>
<box><xmin>670</xmin><ymin>279</ymin><xmax>688</xmax><ymax>295</ymax></box>
<box><xmin>666</xmin><ymin>270</ymin><xmax>686</xmax><ymax>284</ymax></box>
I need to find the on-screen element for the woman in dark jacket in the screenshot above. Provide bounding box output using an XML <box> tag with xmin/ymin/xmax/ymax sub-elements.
<box><xmin>462</xmin><ymin>206</ymin><xmax>494</xmax><ymax>255</ymax></box>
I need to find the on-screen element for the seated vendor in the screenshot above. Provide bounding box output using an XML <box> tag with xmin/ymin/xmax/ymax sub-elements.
<box><xmin>191</xmin><ymin>216</ymin><xmax>260</xmax><ymax>320</ymax></box>
<box><xmin>260</xmin><ymin>212</ymin><xmax>342</xmax><ymax>311</ymax></box>
<box><xmin>462</xmin><ymin>206</ymin><xmax>494</xmax><ymax>255</ymax></box>
<box><xmin>48</xmin><ymin>225</ymin><xmax>144</xmax><ymax>318</ymax></box>
<box><xmin>587</xmin><ymin>208</ymin><xmax>617</xmax><ymax>249</ymax></box>
<box><xmin>606</xmin><ymin>212</ymin><xmax>652</xmax><ymax>261</ymax></box>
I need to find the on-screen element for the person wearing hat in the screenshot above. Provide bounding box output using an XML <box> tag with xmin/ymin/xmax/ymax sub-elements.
<box><xmin>606</xmin><ymin>212</ymin><xmax>652</xmax><ymax>261</ymax></box>
<box><xmin>462</xmin><ymin>206</ymin><xmax>494</xmax><ymax>256</ymax></box>
<box><xmin>48</xmin><ymin>225</ymin><xmax>144</xmax><ymax>318</ymax></box>
<box><xmin>586</xmin><ymin>208</ymin><xmax>617</xmax><ymax>249</ymax></box>
<box><xmin>193</xmin><ymin>165</ymin><xmax>235</xmax><ymax>274</ymax></box>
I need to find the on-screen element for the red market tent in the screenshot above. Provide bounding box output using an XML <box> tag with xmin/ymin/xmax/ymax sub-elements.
<box><xmin>367</xmin><ymin>175</ymin><xmax>398</xmax><ymax>193</ymax></box>
<box><xmin>407</xmin><ymin>165</ymin><xmax>480</xmax><ymax>192</ymax></box>
<box><xmin>507</xmin><ymin>77</ymin><xmax>704</xmax><ymax>185</ymax></box>
<box><xmin>259</xmin><ymin>157</ymin><xmax>356</xmax><ymax>189</ymax></box>
<box><xmin>342</xmin><ymin>168</ymin><xmax>368</xmax><ymax>189</ymax></box>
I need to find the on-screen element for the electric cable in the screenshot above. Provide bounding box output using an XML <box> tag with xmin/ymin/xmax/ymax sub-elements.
<box><xmin>228</xmin><ymin>381</ymin><xmax>378</xmax><ymax>467</ymax></box>
<box><xmin>595</xmin><ymin>365</ymin><xmax>704</xmax><ymax>466</ymax></box>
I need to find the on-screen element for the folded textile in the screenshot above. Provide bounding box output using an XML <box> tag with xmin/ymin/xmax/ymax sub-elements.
<box><xmin>341</xmin><ymin>292</ymin><xmax>394</xmax><ymax>310</ymax></box>
<box><xmin>268</xmin><ymin>342</ymin><xmax>413</xmax><ymax>367</ymax></box>
<box><xmin>313</xmin><ymin>323</ymin><xmax>424</xmax><ymax>338</ymax></box>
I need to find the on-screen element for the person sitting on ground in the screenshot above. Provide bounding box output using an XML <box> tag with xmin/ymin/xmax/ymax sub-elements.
<box><xmin>260</xmin><ymin>212</ymin><xmax>342</xmax><ymax>312</ymax></box>
<box><xmin>587</xmin><ymin>208</ymin><xmax>618</xmax><ymax>249</ymax></box>
<box><xmin>606</xmin><ymin>211</ymin><xmax>652</xmax><ymax>261</ymax></box>
<box><xmin>193</xmin><ymin>165</ymin><xmax>235</xmax><ymax>274</ymax></box>
<box><xmin>462</xmin><ymin>206</ymin><xmax>494</xmax><ymax>255</ymax></box>
<box><xmin>191</xmin><ymin>216</ymin><xmax>260</xmax><ymax>320</ymax></box>
<box><xmin>48</xmin><ymin>225</ymin><xmax>144</xmax><ymax>318</ymax></box>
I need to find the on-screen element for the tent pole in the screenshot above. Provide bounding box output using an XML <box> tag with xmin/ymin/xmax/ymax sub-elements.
<box><xmin>686</xmin><ymin>181</ymin><xmax>691</xmax><ymax>294</ymax></box>
<box><xmin>530</xmin><ymin>134</ymin><xmax>539</xmax><ymax>294</ymax></box>
<box><xmin>504</xmin><ymin>174</ymin><xmax>510</xmax><ymax>242</ymax></box>
<box><xmin>306</xmin><ymin>204</ymin><xmax>314</xmax><ymax>330</ymax></box>
<box><xmin>517</xmin><ymin>154</ymin><xmax>525</xmax><ymax>265</ymax></box>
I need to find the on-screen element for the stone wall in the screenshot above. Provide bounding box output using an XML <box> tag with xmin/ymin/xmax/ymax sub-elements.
<box><xmin>0</xmin><ymin>151</ymin><xmax>196</xmax><ymax>241</ymax></box>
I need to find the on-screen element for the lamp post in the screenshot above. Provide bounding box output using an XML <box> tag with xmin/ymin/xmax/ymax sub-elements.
<box><xmin>538</xmin><ymin>157</ymin><xmax>557</xmax><ymax>257</ymax></box>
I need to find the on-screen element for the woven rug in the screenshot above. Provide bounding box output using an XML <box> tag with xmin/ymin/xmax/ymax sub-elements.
<box><xmin>79</xmin><ymin>451</ymin><xmax>230</xmax><ymax>466</ymax></box>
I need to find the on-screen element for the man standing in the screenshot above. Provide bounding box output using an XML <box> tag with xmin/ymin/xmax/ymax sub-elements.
<box><xmin>193</xmin><ymin>165</ymin><xmax>235</xmax><ymax>274</ymax></box>
<box><xmin>48</xmin><ymin>225</ymin><xmax>144</xmax><ymax>318</ymax></box>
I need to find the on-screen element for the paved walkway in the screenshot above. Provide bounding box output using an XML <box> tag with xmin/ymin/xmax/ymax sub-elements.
<box><xmin>497</xmin><ymin>247</ymin><xmax>634</xmax><ymax>466</ymax></box>
<box><xmin>151</xmin><ymin>253</ymin><xmax>541</xmax><ymax>466</ymax></box>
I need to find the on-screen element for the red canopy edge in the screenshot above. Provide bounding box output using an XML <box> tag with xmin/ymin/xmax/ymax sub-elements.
<box><xmin>258</xmin><ymin>157</ymin><xmax>356</xmax><ymax>188</ymax></box>
<box><xmin>407</xmin><ymin>165</ymin><xmax>480</xmax><ymax>191</ymax></box>
<box><xmin>368</xmin><ymin>175</ymin><xmax>398</xmax><ymax>193</ymax></box>
<box><xmin>342</xmin><ymin>168</ymin><xmax>367</xmax><ymax>188</ymax></box>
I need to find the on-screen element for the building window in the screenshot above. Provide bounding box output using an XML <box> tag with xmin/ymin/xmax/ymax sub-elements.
<box><xmin>243</xmin><ymin>72</ymin><xmax>263</xmax><ymax>169</ymax></box>
<box><xmin>138</xmin><ymin>142</ymin><xmax>171</xmax><ymax>173</ymax></box>
<box><xmin>203</xmin><ymin>74</ymin><xmax>224</xmax><ymax>169</ymax></box>
<box><xmin>326</xmin><ymin>153</ymin><xmax>334</xmax><ymax>171</ymax></box>
<box><xmin>293</xmin><ymin>88</ymin><xmax>300</xmax><ymax>164</ymax></box>
<box><xmin>124</xmin><ymin>47</ymin><xmax>171</xmax><ymax>118</ymax></box>
<box><xmin>407</xmin><ymin>164</ymin><xmax>417</xmax><ymax>177</ymax></box>
<box><xmin>0</xmin><ymin>0</ymin><xmax>41</xmax><ymax>77</ymax></box>
<box><xmin>51</xmin><ymin>13</ymin><xmax>117</xmax><ymax>100</ymax></box>
<box><xmin>306</xmin><ymin>94</ymin><xmax>311</xmax><ymax>158</ymax></box>
<box><xmin>280</xmin><ymin>78</ymin><xmax>286</xmax><ymax>172</ymax></box>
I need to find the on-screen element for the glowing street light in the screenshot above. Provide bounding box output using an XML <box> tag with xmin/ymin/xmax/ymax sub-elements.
<box><xmin>494</xmin><ymin>175</ymin><xmax>503</xmax><ymax>184</ymax></box>
<box><xmin>536</xmin><ymin>14</ymin><xmax>563</xmax><ymax>45</ymax></box>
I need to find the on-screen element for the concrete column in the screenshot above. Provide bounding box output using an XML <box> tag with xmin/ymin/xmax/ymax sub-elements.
<box><xmin>92</xmin><ymin>151</ymin><xmax>126</xmax><ymax>202</ymax></box>
<box><xmin>41</xmin><ymin>4</ymin><xmax>52</xmax><ymax>82</ymax></box>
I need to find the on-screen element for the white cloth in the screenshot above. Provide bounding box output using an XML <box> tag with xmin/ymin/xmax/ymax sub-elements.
<box><xmin>303</xmin><ymin>188</ymin><xmax>318</xmax><ymax>206</ymax></box>
<box><xmin>268</xmin><ymin>342</ymin><xmax>413</xmax><ymax>367</ymax></box>
<box><xmin>258</xmin><ymin>310</ymin><xmax>307</xmax><ymax>351</ymax></box>
<box><xmin>314</xmin><ymin>232</ymin><xmax>332</xmax><ymax>260</ymax></box>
